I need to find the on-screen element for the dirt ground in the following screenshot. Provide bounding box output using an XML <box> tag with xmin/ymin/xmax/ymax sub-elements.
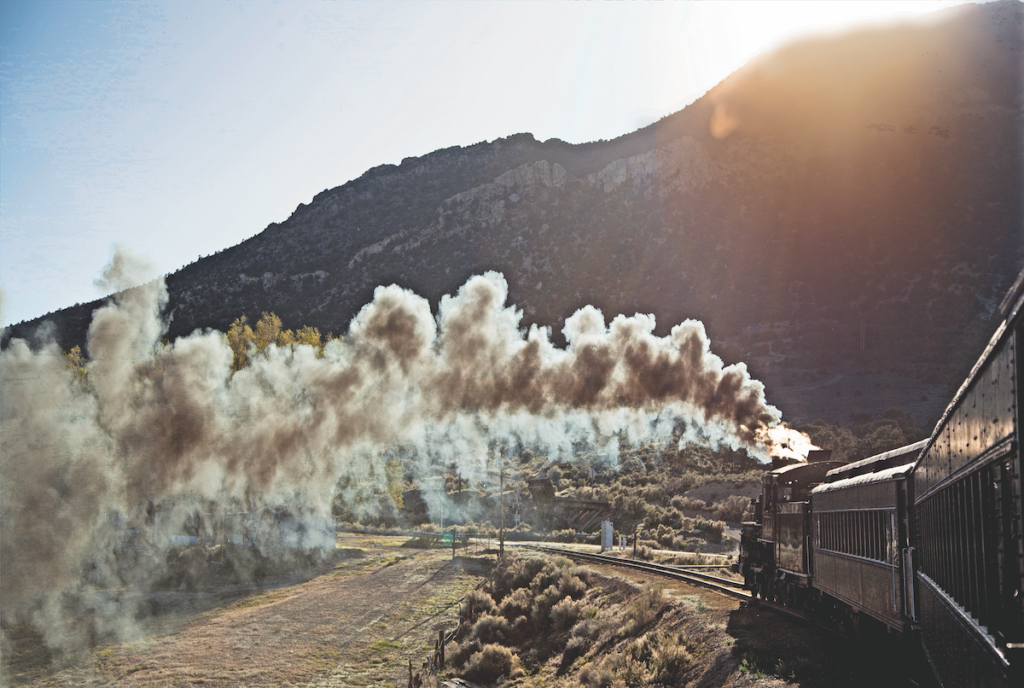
<box><xmin>2</xmin><ymin>535</ymin><xmax>488</xmax><ymax>687</ymax></box>
<box><xmin>1</xmin><ymin>536</ymin><xmax>934</xmax><ymax>688</ymax></box>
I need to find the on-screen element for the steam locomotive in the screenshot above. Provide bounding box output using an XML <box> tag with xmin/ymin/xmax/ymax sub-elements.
<box><xmin>737</xmin><ymin>270</ymin><xmax>1024</xmax><ymax>688</ymax></box>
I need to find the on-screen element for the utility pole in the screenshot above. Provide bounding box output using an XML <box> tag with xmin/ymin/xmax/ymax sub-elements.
<box><xmin>499</xmin><ymin>456</ymin><xmax>505</xmax><ymax>560</ymax></box>
<box><xmin>633</xmin><ymin>524</ymin><xmax>638</xmax><ymax>559</ymax></box>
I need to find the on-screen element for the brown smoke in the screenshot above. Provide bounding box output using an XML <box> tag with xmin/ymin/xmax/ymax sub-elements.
<box><xmin>1</xmin><ymin>250</ymin><xmax>793</xmax><ymax>650</ymax></box>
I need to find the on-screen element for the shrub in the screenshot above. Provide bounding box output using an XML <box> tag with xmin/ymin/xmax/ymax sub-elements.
<box><xmin>462</xmin><ymin>643</ymin><xmax>519</xmax><ymax>683</ymax></box>
<box><xmin>640</xmin><ymin>484</ymin><xmax>665</xmax><ymax>502</ymax></box>
<box><xmin>498</xmin><ymin>587</ymin><xmax>532</xmax><ymax>620</ymax></box>
<box><xmin>653</xmin><ymin>633</ymin><xmax>693</xmax><ymax>684</ymax></box>
<box><xmin>461</xmin><ymin>589</ymin><xmax>496</xmax><ymax>625</ymax></box>
<box><xmin>580</xmin><ymin>630</ymin><xmax>692</xmax><ymax>687</ymax></box>
<box><xmin>472</xmin><ymin>613</ymin><xmax>510</xmax><ymax>645</ymax></box>
<box><xmin>449</xmin><ymin>638</ymin><xmax>481</xmax><ymax>667</ymax></box>
<box><xmin>571</xmin><ymin>616</ymin><xmax>603</xmax><ymax>640</ymax></box>
<box><xmin>636</xmin><ymin>545</ymin><xmax>654</xmax><ymax>561</ymax></box>
<box><xmin>670</xmin><ymin>495</ymin><xmax>708</xmax><ymax>513</ymax></box>
<box><xmin>531</xmin><ymin>584</ymin><xmax>564</xmax><ymax>625</ymax></box>
<box><xmin>694</xmin><ymin>517</ymin><xmax>724</xmax><ymax>544</ymax></box>
<box><xmin>558</xmin><ymin>573</ymin><xmax>587</xmax><ymax>600</ymax></box>
<box><xmin>568</xmin><ymin>565</ymin><xmax>595</xmax><ymax>585</ymax></box>
<box><xmin>506</xmin><ymin>556</ymin><xmax>547</xmax><ymax>591</ymax></box>
<box><xmin>550</xmin><ymin>597</ymin><xmax>582</xmax><ymax>631</ymax></box>
<box><xmin>623</xmin><ymin>584</ymin><xmax>664</xmax><ymax>636</ymax></box>
<box><xmin>712</xmin><ymin>494</ymin><xmax>750</xmax><ymax>523</ymax></box>
<box><xmin>546</xmin><ymin>528</ymin><xmax>583</xmax><ymax>543</ymax></box>
<box><xmin>578</xmin><ymin>662</ymin><xmax>617</xmax><ymax>688</ymax></box>
<box><xmin>529</xmin><ymin>561</ymin><xmax>568</xmax><ymax>593</ymax></box>
<box><xmin>563</xmin><ymin>635</ymin><xmax>590</xmax><ymax>667</ymax></box>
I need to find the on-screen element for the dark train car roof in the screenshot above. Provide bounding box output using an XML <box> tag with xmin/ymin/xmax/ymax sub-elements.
<box><xmin>813</xmin><ymin>463</ymin><xmax>915</xmax><ymax>495</ymax></box>
<box><xmin>825</xmin><ymin>439</ymin><xmax>928</xmax><ymax>481</ymax></box>
<box><xmin>770</xmin><ymin>460</ymin><xmax>845</xmax><ymax>483</ymax></box>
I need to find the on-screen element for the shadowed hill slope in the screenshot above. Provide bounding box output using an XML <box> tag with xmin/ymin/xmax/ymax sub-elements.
<box><xmin>6</xmin><ymin>0</ymin><xmax>1023</xmax><ymax>427</ymax></box>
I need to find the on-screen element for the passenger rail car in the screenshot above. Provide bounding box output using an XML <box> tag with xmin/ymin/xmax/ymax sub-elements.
<box><xmin>912</xmin><ymin>271</ymin><xmax>1024</xmax><ymax>687</ymax></box>
<box><xmin>737</xmin><ymin>267</ymin><xmax>1024</xmax><ymax>687</ymax></box>
<box><xmin>810</xmin><ymin>441</ymin><xmax>926</xmax><ymax>635</ymax></box>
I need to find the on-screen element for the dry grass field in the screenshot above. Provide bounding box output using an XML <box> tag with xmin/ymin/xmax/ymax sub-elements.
<box><xmin>1</xmin><ymin>535</ymin><xmax>929</xmax><ymax>687</ymax></box>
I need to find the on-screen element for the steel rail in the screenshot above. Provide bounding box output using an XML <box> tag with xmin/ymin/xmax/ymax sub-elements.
<box><xmin>518</xmin><ymin>544</ymin><xmax>823</xmax><ymax>627</ymax></box>
<box><xmin>516</xmin><ymin>544</ymin><xmax>752</xmax><ymax>600</ymax></box>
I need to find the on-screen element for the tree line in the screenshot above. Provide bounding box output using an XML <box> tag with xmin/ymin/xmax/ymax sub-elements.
<box><xmin>63</xmin><ymin>311</ymin><xmax>338</xmax><ymax>378</ymax></box>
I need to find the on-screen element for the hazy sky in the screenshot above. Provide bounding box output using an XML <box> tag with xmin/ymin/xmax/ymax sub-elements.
<box><xmin>1</xmin><ymin>0</ymin><xmax>974</xmax><ymax>327</ymax></box>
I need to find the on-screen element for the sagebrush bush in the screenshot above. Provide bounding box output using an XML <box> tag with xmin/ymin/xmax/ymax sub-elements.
<box><xmin>472</xmin><ymin>613</ymin><xmax>510</xmax><ymax>644</ymax></box>
<box><xmin>562</xmin><ymin>634</ymin><xmax>590</xmax><ymax>667</ymax></box>
<box><xmin>568</xmin><ymin>565</ymin><xmax>594</xmax><ymax>584</ymax></box>
<box><xmin>623</xmin><ymin>584</ymin><xmax>664</xmax><ymax>636</ymax></box>
<box><xmin>461</xmin><ymin>589</ymin><xmax>496</xmax><ymax>625</ymax></box>
<box><xmin>531</xmin><ymin>584</ymin><xmax>564</xmax><ymax>625</ymax></box>
<box><xmin>579</xmin><ymin>630</ymin><xmax>691</xmax><ymax>688</ymax></box>
<box><xmin>550</xmin><ymin>597</ymin><xmax>582</xmax><ymax>631</ymax></box>
<box><xmin>506</xmin><ymin>556</ymin><xmax>547</xmax><ymax>591</ymax></box>
<box><xmin>558</xmin><ymin>573</ymin><xmax>587</xmax><ymax>600</ymax></box>
<box><xmin>712</xmin><ymin>494</ymin><xmax>751</xmax><ymax>523</ymax></box>
<box><xmin>653</xmin><ymin>635</ymin><xmax>693</xmax><ymax>684</ymax></box>
<box><xmin>462</xmin><ymin>643</ymin><xmax>520</xmax><ymax>683</ymax></box>
<box><xmin>694</xmin><ymin>517</ymin><xmax>724</xmax><ymax>543</ymax></box>
<box><xmin>498</xmin><ymin>587</ymin><xmax>532</xmax><ymax>620</ymax></box>
<box><xmin>571</xmin><ymin>616</ymin><xmax>603</xmax><ymax>640</ymax></box>
<box><xmin>578</xmin><ymin>661</ymin><xmax>618</xmax><ymax>688</ymax></box>
<box><xmin>546</xmin><ymin>528</ymin><xmax>584</xmax><ymax>543</ymax></box>
<box><xmin>449</xmin><ymin>638</ymin><xmax>481</xmax><ymax>668</ymax></box>
<box><xmin>670</xmin><ymin>495</ymin><xmax>708</xmax><ymax>513</ymax></box>
<box><xmin>530</xmin><ymin>561</ymin><xmax>566</xmax><ymax>593</ymax></box>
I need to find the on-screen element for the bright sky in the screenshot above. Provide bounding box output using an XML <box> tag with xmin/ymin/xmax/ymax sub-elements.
<box><xmin>0</xmin><ymin>0</ymin><xmax>974</xmax><ymax>326</ymax></box>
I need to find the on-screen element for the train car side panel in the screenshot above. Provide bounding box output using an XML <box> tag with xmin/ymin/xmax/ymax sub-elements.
<box><xmin>811</xmin><ymin>468</ymin><xmax>909</xmax><ymax>630</ymax></box>
<box><xmin>913</xmin><ymin>322</ymin><xmax>1023</xmax><ymax>686</ymax></box>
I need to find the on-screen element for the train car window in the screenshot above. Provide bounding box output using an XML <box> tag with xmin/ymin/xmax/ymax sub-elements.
<box><xmin>856</xmin><ymin>512</ymin><xmax>862</xmax><ymax>558</ymax></box>
<box><xmin>968</xmin><ymin>472</ymin><xmax>982</xmax><ymax>619</ymax></box>
<box><xmin>881</xmin><ymin>512</ymin><xmax>887</xmax><ymax>561</ymax></box>
<box><xmin>877</xmin><ymin>512</ymin><xmax>884</xmax><ymax>561</ymax></box>
<box><xmin>858</xmin><ymin>512</ymin><xmax>864</xmax><ymax>558</ymax></box>
<box><xmin>870</xmin><ymin>512</ymin><xmax>877</xmax><ymax>560</ymax></box>
<box><xmin>952</xmin><ymin>484</ymin><xmax>962</xmax><ymax>604</ymax></box>
<box><xmin>872</xmin><ymin>509</ymin><xmax>880</xmax><ymax>556</ymax></box>
<box><xmin>873</xmin><ymin>512</ymin><xmax>880</xmax><ymax>561</ymax></box>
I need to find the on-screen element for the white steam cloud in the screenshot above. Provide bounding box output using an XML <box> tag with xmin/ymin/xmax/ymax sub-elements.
<box><xmin>1</xmin><ymin>249</ymin><xmax>797</xmax><ymax>650</ymax></box>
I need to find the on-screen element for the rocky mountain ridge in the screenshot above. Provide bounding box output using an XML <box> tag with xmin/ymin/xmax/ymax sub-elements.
<box><xmin>6</xmin><ymin>0</ymin><xmax>1023</xmax><ymax>428</ymax></box>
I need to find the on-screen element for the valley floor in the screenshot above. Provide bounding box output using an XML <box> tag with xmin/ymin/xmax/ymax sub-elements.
<box><xmin>2</xmin><ymin>534</ymin><xmax>928</xmax><ymax>687</ymax></box>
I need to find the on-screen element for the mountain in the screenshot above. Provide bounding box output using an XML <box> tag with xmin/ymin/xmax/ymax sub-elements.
<box><xmin>5</xmin><ymin>0</ymin><xmax>1023</xmax><ymax>428</ymax></box>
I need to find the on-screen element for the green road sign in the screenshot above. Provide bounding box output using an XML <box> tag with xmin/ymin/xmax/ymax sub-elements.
<box><xmin>440</xmin><ymin>532</ymin><xmax>453</xmax><ymax>546</ymax></box>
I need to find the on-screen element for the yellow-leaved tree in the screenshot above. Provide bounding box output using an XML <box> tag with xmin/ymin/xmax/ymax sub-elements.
<box><xmin>226</xmin><ymin>312</ymin><xmax>337</xmax><ymax>371</ymax></box>
<box><xmin>64</xmin><ymin>345</ymin><xmax>88</xmax><ymax>386</ymax></box>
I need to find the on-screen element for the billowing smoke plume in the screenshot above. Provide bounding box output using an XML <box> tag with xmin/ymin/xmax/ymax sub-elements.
<box><xmin>1</xmin><ymin>249</ymin><xmax>800</xmax><ymax>650</ymax></box>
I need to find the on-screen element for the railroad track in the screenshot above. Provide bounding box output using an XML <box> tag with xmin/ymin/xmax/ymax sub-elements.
<box><xmin>517</xmin><ymin>544</ymin><xmax>824</xmax><ymax>626</ymax></box>
<box><xmin>512</xmin><ymin>548</ymin><xmax>935</xmax><ymax>685</ymax></box>
<box><xmin>515</xmin><ymin>544</ymin><xmax>752</xmax><ymax>600</ymax></box>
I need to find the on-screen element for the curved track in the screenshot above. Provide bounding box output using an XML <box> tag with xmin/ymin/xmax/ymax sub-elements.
<box><xmin>516</xmin><ymin>544</ymin><xmax>752</xmax><ymax>600</ymax></box>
